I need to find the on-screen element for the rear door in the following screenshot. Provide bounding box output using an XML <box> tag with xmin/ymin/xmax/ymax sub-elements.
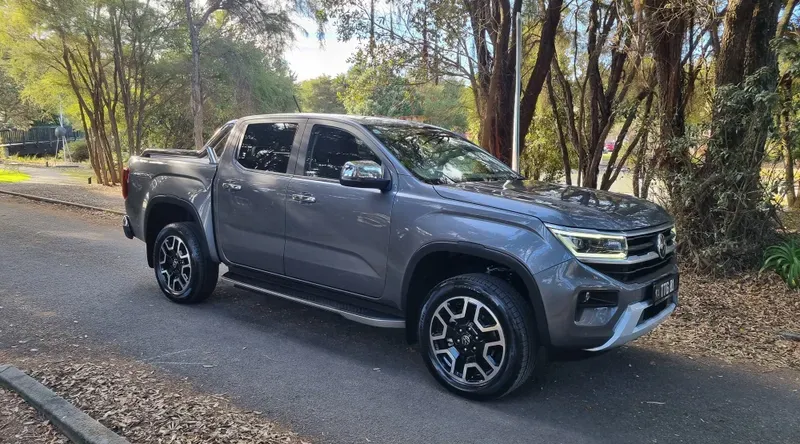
<box><xmin>214</xmin><ymin>118</ymin><xmax>306</xmax><ymax>273</ymax></box>
<box><xmin>284</xmin><ymin>119</ymin><xmax>396</xmax><ymax>298</ymax></box>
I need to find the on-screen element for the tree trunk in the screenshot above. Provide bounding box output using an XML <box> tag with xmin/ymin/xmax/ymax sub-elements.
<box><xmin>546</xmin><ymin>73</ymin><xmax>572</xmax><ymax>185</ymax></box>
<box><xmin>780</xmin><ymin>73</ymin><xmax>796</xmax><ymax>206</ymax></box>
<box><xmin>645</xmin><ymin>0</ymin><xmax>687</xmax><ymax>179</ymax></box>
<box><xmin>184</xmin><ymin>0</ymin><xmax>204</xmax><ymax>149</ymax></box>
<box><xmin>517</xmin><ymin>0</ymin><xmax>563</xmax><ymax>158</ymax></box>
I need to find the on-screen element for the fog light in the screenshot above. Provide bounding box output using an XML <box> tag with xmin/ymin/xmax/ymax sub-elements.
<box><xmin>575</xmin><ymin>290</ymin><xmax>618</xmax><ymax>326</ymax></box>
<box><xmin>577</xmin><ymin>290</ymin><xmax>617</xmax><ymax>307</ymax></box>
<box><xmin>575</xmin><ymin>306</ymin><xmax>617</xmax><ymax>326</ymax></box>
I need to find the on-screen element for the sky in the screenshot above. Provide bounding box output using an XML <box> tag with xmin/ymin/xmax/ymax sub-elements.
<box><xmin>285</xmin><ymin>17</ymin><xmax>360</xmax><ymax>82</ymax></box>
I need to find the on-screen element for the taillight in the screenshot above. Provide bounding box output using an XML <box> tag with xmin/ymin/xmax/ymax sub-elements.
<box><xmin>122</xmin><ymin>167</ymin><xmax>130</xmax><ymax>199</ymax></box>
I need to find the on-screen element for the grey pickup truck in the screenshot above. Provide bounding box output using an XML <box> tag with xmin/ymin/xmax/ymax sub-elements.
<box><xmin>122</xmin><ymin>113</ymin><xmax>678</xmax><ymax>399</ymax></box>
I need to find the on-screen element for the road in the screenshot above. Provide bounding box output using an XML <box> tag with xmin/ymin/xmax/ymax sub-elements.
<box><xmin>1</xmin><ymin>195</ymin><xmax>799</xmax><ymax>444</ymax></box>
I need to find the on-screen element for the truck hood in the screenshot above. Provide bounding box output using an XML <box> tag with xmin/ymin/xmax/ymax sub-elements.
<box><xmin>433</xmin><ymin>180</ymin><xmax>672</xmax><ymax>231</ymax></box>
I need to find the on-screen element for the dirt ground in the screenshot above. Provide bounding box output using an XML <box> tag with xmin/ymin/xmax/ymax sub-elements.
<box><xmin>640</xmin><ymin>269</ymin><xmax>800</xmax><ymax>370</ymax></box>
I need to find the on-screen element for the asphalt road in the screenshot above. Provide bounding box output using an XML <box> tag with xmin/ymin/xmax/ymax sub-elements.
<box><xmin>1</xmin><ymin>195</ymin><xmax>799</xmax><ymax>444</ymax></box>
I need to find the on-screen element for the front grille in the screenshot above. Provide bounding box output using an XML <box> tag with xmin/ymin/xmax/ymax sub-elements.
<box><xmin>586</xmin><ymin>226</ymin><xmax>675</xmax><ymax>282</ymax></box>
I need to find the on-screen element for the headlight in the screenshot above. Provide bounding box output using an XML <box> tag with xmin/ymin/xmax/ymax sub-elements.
<box><xmin>546</xmin><ymin>225</ymin><xmax>628</xmax><ymax>260</ymax></box>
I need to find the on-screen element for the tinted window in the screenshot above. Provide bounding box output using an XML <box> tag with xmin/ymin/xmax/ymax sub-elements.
<box><xmin>237</xmin><ymin>123</ymin><xmax>298</xmax><ymax>173</ymax></box>
<box><xmin>304</xmin><ymin>125</ymin><xmax>380</xmax><ymax>180</ymax></box>
<box><xmin>365</xmin><ymin>124</ymin><xmax>520</xmax><ymax>184</ymax></box>
<box><xmin>208</xmin><ymin>124</ymin><xmax>233</xmax><ymax>157</ymax></box>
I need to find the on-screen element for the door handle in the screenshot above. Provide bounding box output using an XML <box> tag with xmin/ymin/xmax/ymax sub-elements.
<box><xmin>291</xmin><ymin>193</ymin><xmax>316</xmax><ymax>204</ymax></box>
<box><xmin>222</xmin><ymin>182</ymin><xmax>242</xmax><ymax>191</ymax></box>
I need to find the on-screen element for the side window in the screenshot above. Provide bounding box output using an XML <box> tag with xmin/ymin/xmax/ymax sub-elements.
<box><xmin>209</xmin><ymin>124</ymin><xmax>233</xmax><ymax>157</ymax></box>
<box><xmin>236</xmin><ymin>122</ymin><xmax>298</xmax><ymax>173</ymax></box>
<box><xmin>304</xmin><ymin>125</ymin><xmax>381</xmax><ymax>180</ymax></box>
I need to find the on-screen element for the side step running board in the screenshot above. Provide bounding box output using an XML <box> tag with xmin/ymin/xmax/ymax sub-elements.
<box><xmin>221</xmin><ymin>273</ymin><xmax>405</xmax><ymax>329</ymax></box>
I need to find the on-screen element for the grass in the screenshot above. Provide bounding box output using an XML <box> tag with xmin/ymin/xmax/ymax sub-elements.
<box><xmin>61</xmin><ymin>166</ymin><xmax>97</xmax><ymax>182</ymax></box>
<box><xmin>0</xmin><ymin>154</ymin><xmax>89</xmax><ymax>166</ymax></box>
<box><xmin>0</xmin><ymin>169</ymin><xmax>30</xmax><ymax>183</ymax></box>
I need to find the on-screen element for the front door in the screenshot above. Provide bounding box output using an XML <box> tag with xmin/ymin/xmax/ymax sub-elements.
<box><xmin>215</xmin><ymin>118</ymin><xmax>305</xmax><ymax>274</ymax></box>
<box><xmin>284</xmin><ymin>121</ymin><xmax>395</xmax><ymax>298</ymax></box>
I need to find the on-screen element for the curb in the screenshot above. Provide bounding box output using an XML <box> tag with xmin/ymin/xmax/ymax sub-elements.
<box><xmin>0</xmin><ymin>189</ymin><xmax>124</xmax><ymax>216</ymax></box>
<box><xmin>0</xmin><ymin>364</ymin><xmax>130</xmax><ymax>444</ymax></box>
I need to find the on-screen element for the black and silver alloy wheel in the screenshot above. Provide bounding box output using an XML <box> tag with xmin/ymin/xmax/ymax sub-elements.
<box><xmin>429</xmin><ymin>296</ymin><xmax>506</xmax><ymax>385</ymax></box>
<box><xmin>152</xmin><ymin>222</ymin><xmax>218</xmax><ymax>304</ymax></box>
<box><xmin>157</xmin><ymin>235</ymin><xmax>192</xmax><ymax>294</ymax></box>
<box><xmin>419</xmin><ymin>273</ymin><xmax>539</xmax><ymax>400</ymax></box>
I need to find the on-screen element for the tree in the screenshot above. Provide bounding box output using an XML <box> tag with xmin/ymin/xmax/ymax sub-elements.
<box><xmin>326</xmin><ymin>0</ymin><xmax>563</xmax><ymax>164</ymax></box>
<box><xmin>0</xmin><ymin>65</ymin><xmax>41</xmax><ymax>129</ymax></box>
<box><xmin>3</xmin><ymin>0</ymin><xmax>186</xmax><ymax>182</ymax></box>
<box><xmin>774</xmin><ymin>0</ymin><xmax>799</xmax><ymax>205</ymax></box>
<box><xmin>339</xmin><ymin>52</ymin><xmax>423</xmax><ymax>117</ymax></box>
<box><xmin>547</xmin><ymin>0</ymin><xmax>654</xmax><ymax>189</ymax></box>
<box><xmin>181</xmin><ymin>0</ymin><xmax>292</xmax><ymax>148</ymax></box>
<box><xmin>419</xmin><ymin>81</ymin><xmax>469</xmax><ymax>132</ymax></box>
<box><xmin>2</xmin><ymin>0</ymin><xmax>126</xmax><ymax>183</ymax></box>
<box><xmin>659</xmin><ymin>0</ymin><xmax>785</xmax><ymax>270</ymax></box>
<box><xmin>144</xmin><ymin>32</ymin><xmax>297</xmax><ymax>149</ymax></box>
<box><xmin>296</xmin><ymin>75</ymin><xmax>347</xmax><ymax>113</ymax></box>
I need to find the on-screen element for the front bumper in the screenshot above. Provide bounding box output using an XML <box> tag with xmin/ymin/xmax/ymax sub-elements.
<box><xmin>534</xmin><ymin>257</ymin><xmax>678</xmax><ymax>350</ymax></box>
<box><xmin>584</xmin><ymin>299</ymin><xmax>676</xmax><ymax>351</ymax></box>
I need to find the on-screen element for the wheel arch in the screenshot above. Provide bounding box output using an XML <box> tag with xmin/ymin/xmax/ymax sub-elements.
<box><xmin>401</xmin><ymin>242</ymin><xmax>551</xmax><ymax>346</ymax></box>
<box><xmin>144</xmin><ymin>196</ymin><xmax>214</xmax><ymax>267</ymax></box>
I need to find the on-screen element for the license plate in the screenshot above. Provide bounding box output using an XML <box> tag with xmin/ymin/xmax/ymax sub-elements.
<box><xmin>652</xmin><ymin>275</ymin><xmax>677</xmax><ymax>304</ymax></box>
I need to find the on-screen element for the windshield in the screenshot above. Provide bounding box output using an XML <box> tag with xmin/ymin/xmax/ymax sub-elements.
<box><xmin>365</xmin><ymin>124</ymin><xmax>523</xmax><ymax>185</ymax></box>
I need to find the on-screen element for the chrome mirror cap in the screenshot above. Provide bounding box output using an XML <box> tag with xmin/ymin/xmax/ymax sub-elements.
<box><xmin>340</xmin><ymin>160</ymin><xmax>391</xmax><ymax>191</ymax></box>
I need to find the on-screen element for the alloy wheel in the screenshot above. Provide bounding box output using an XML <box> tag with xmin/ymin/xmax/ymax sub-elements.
<box><xmin>158</xmin><ymin>235</ymin><xmax>191</xmax><ymax>293</ymax></box>
<box><xmin>429</xmin><ymin>296</ymin><xmax>507</xmax><ymax>385</ymax></box>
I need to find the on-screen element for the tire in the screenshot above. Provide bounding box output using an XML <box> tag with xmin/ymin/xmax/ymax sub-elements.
<box><xmin>418</xmin><ymin>273</ymin><xmax>538</xmax><ymax>400</ymax></box>
<box><xmin>152</xmin><ymin>222</ymin><xmax>218</xmax><ymax>304</ymax></box>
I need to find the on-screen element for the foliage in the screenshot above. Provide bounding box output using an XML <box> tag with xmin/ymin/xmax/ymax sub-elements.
<box><xmin>296</xmin><ymin>75</ymin><xmax>347</xmax><ymax>114</ymax></box>
<box><xmin>339</xmin><ymin>50</ymin><xmax>423</xmax><ymax>117</ymax></box>
<box><xmin>69</xmin><ymin>139</ymin><xmax>89</xmax><ymax>162</ymax></box>
<box><xmin>0</xmin><ymin>64</ymin><xmax>43</xmax><ymax>129</ymax></box>
<box><xmin>141</xmin><ymin>33</ymin><xmax>296</xmax><ymax>150</ymax></box>
<box><xmin>666</xmin><ymin>70</ymin><xmax>781</xmax><ymax>272</ymax></box>
<box><xmin>418</xmin><ymin>82</ymin><xmax>468</xmax><ymax>132</ymax></box>
<box><xmin>523</xmin><ymin>103</ymin><xmax>570</xmax><ymax>182</ymax></box>
<box><xmin>762</xmin><ymin>239</ymin><xmax>800</xmax><ymax>289</ymax></box>
<box><xmin>323</xmin><ymin>0</ymin><xmax>563</xmax><ymax>161</ymax></box>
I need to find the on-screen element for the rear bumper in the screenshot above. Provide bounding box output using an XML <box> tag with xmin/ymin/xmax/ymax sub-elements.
<box><xmin>122</xmin><ymin>215</ymin><xmax>135</xmax><ymax>239</ymax></box>
<box><xmin>534</xmin><ymin>258</ymin><xmax>678</xmax><ymax>350</ymax></box>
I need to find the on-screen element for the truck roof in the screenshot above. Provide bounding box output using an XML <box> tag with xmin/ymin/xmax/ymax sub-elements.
<box><xmin>239</xmin><ymin>113</ymin><xmax>434</xmax><ymax>128</ymax></box>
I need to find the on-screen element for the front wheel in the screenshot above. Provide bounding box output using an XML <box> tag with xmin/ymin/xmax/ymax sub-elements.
<box><xmin>153</xmin><ymin>222</ymin><xmax>218</xmax><ymax>304</ymax></box>
<box><xmin>418</xmin><ymin>273</ymin><xmax>539</xmax><ymax>400</ymax></box>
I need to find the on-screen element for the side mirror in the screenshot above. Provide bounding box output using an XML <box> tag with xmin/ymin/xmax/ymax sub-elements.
<box><xmin>340</xmin><ymin>160</ymin><xmax>391</xmax><ymax>191</ymax></box>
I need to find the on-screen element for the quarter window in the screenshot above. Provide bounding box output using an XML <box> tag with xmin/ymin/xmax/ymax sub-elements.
<box><xmin>304</xmin><ymin>125</ymin><xmax>381</xmax><ymax>180</ymax></box>
<box><xmin>237</xmin><ymin>123</ymin><xmax>298</xmax><ymax>173</ymax></box>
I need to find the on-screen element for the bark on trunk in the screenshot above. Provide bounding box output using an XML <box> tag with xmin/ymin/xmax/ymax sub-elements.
<box><xmin>645</xmin><ymin>0</ymin><xmax>687</xmax><ymax>178</ymax></box>
<box><xmin>780</xmin><ymin>73</ymin><xmax>796</xmax><ymax>206</ymax></box>
<box><xmin>546</xmin><ymin>73</ymin><xmax>572</xmax><ymax>185</ymax></box>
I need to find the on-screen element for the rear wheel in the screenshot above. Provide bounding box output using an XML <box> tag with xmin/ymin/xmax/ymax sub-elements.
<box><xmin>153</xmin><ymin>222</ymin><xmax>218</xmax><ymax>303</ymax></box>
<box><xmin>418</xmin><ymin>273</ymin><xmax>538</xmax><ymax>400</ymax></box>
